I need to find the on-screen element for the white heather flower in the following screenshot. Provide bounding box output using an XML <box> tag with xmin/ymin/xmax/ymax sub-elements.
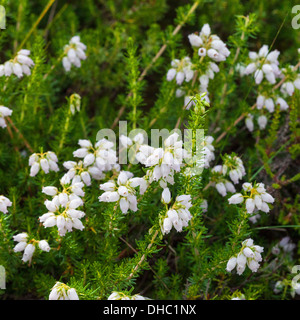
<box><xmin>38</xmin><ymin>240</ymin><xmax>50</xmax><ymax>252</ymax></box>
<box><xmin>13</xmin><ymin>232</ymin><xmax>28</xmax><ymax>243</ymax></box>
<box><xmin>166</xmin><ymin>57</ymin><xmax>194</xmax><ymax>85</ymax></box>
<box><xmin>62</xmin><ymin>36</ymin><xmax>87</xmax><ymax>72</ymax></box>
<box><xmin>244</xmin><ymin>45</ymin><xmax>280</xmax><ymax>84</ymax></box>
<box><xmin>0</xmin><ymin>106</ymin><xmax>13</xmax><ymax>128</ymax></box>
<box><xmin>99</xmin><ymin>171</ymin><xmax>143</xmax><ymax>214</ymax></box>
<box><xmin>161</xmin><ymin>188</ymin><xmax>171</xmax><ymax>204</ymax></box>
<box><xmin>276</xmin><ymin>97</ymin><xmax>289</xmax><ymax>111</ymax></box>
<box><xmin>245</xmin><ymin>114</ymin><xmax>254</xmax><ymax>132</ymax></box>
<box><xmin>189</xmin><ymin>24</ymin><xmax>230</xmax><ymax>63</ymax></box>
<box><xmin>0</xmin><ymin>49</ymin><xmax>34</xmax><ymax>78</ymax></box>
<box><xmin>29</xmin><ymin>151</ymin><xmax>59</xmax><ymax>177</ymax></box>
<box><xmin>42</xmin><ymin>186</ymin><xmax>58</xmax><ymax>196</ymax></box>
<box><xmin>22</xmin><ymin>243</ymin><xmax>35</xmax><ymax>263</ymax></box>
<box><xmin>228</xmin><ymin>193</ymin><xmax>244</xmax><ymax>204</ymax></box>
<box><xmin>215</xmin><ymin>182</ymin><xmax>227</xmax><ymax>197</ymax></box>
<box><xmin>227</xmin><ymin>238</ymin><xmax>264</xmax><ymax>275</ymax></box>
<box><xmin>226</xmin><ymin>257</ymin><xmax>237</xmax><ymax>272</ymax></box>
<box><xmin>257</xmin><ymin>115</ymin><xmax>267</xmax><ymax>130</ymax></box>
<box><xmin>0</xmin><ymin>195</ymin><xmax>12</xmax><ymax>214</ymax></box>
<box><xmin>161</xmin><ymin>194</ymin><xmax>192</xmax><ymax>235</ymax></box>
<box><xmin>49</xmin><ymin>282</ymin><xmax>79</xmax><ymax>300</ymax></box>
<box><xmin>188</xmin><ymin>33</ymin><xmax>203</xmax><ymax>47</ymax></box>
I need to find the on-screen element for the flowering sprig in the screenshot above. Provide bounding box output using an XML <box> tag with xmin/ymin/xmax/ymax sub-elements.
<box><xmin>256</xmin><ymin>93</ymin><xmax>289</xmax><ymax>113</ymax></box>
<box><xmin>188</xmin><ymin>23</ymin><xmax>230</xmax><ymax>63</ymax></box>
<box><xmin>228</xmin><ymin>182</ymin><xmax>275</xmax><ymax>214</ymax></box>
<box><xmin>209</xmin><ymin>165</ymin><xmax>236</xmax><ymax>197</ymax></box>
<box><xmin>29</xmin><ymin>151</ymin><xmax>59</xmax><ymax>177</ymax></box>
<box><xmin>40</xmin><ymin>184</ymin><xmax>85</xmax><ymax>236</ymax></box>
<box><xmin>62</xmin><ymin>36</ymin><xmax>87</xmax><ymax>72</ymax></box>
<box><xmin>0</xmin><ymin>49</ymin><xmax>34</xmax><ymax>78</ymax></box>
<box><xmin>13</xmin><ymin>232</ymin><xmax>50</xmax><ymax>263</ymax></box>
<box><xmin>160</xmin><ymin>188</ymin><xmax>192</xmax><ymax>235</ymax></box>
<box><xmin>166</xmin><ymin>57</ymin><xmax>194</xmax><ymax>85</ymax></box>
<box><xmin>135</xmin><ymin>132</ymin><xmax>190</xmax><ymax>188</ymax></box>
<box><xmin>99</xmin><ymin>171</ymin><xmax>146</xmax><ymax>214</ymax></box>
<box><xmin>244</xmin><ymin>45</ymin><xmax>280</xmax><ymax>84</ymax></box>
<box><xmin>221</xmin><ymin>154</ymin><xmax>246</xmax><ymax>184</ymax></box>
<box><xmin>226</xmin><ymin>238</ymin><xmax>264</xmax><ymax>275</ymax></box>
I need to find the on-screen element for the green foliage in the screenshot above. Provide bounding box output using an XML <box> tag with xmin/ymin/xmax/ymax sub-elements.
<box><xmin>0</xmin><ymin>0</ymin><xmax>299</xmax><ymax>301</ymax></box>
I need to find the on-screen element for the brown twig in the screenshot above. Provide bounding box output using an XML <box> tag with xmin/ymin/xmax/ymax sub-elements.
<box><xmin>5</xmin><ymin>117</ymin><xmax>34</xmax><ymax>153</ymax></box>
<box><xmin>111</xmin><ymin>1</ymin><xmax>201</xmax><ymax>129</ymax></box>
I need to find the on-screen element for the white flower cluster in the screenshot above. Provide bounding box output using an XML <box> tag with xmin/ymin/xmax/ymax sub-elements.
<box><xmin>188</xmin><ymin>24</ymin><xmax>229</xmax><ymax>103</ymax></box>
<box><xmin>0</xmin><ymin>49</ymin><xmax>34</xmax><ymax>78</ymax></box>
<box><xmin>209</xmin><ymin>165</ymin><xmax>238</xmax><ymax>197</ymax></box>
<box><xmin>228</xmin><ymin>182</ymin><xmax>275</xmax><ymax>214</ymax></box>
<box><xmin>280</xmin><ymin>65</ymin><xmax>300</xmax><ymax>96</ymax></box>
<box><xmin>0</xmin><ymin>195</ymin><xmax>12</xmax><ymax>214</ymax></box>
<box><xmin>208</xmin><ymin>153</ymin><xmax>246</xmax><ymax>197</ymax></box>
<box><xmin>0</xmin><ymin>106</ymin><xmax>13</xmax><ymax>129</ymax></box>
<box><xmin>256</xmin><ymin>94</ymin><xmax>289</xmax><ymax>113</ymax></box>
<box><xmin>13</xmin><ymin>232</ymin><xmax>50</xmax><ymax>263</ymax></box>
<box><xmin>29</xmin><ymin>151</ymin><xmax>59</xmax><ymax>177</ymax></box>
<box><xmin>135</xmin><ymin>132</ymin><xmax>190</xmax><ymax>188</ymax></box>
<box><xmin>226</xmin><ymin>238</ymin><xmax>264</xmax><ymax>275</ymax></box>
<box><xmin>244</xmin><ymin>45</ymin><xmax>281</xmax><ymax>84</ymax></box>
<box><xmin>39</xmin><ymin>184</ymin><xmax>85</xmax><ymax>236</ymax></box>
<box><xmin>166</xmin><ymin>57</ymin><xmax>194</xmax><ymax>85</ymax></box>
<box><xmin>161</xmin><ymin>189</ymin><xmax>192</xmax><ymax>235</ymax></box>
<box><xmin>257</xmin><ymin>115</ymin><xmax>268</xmax><ymax>130</ymax></box>
<box><xmin>62</xmin><ymin>36</ymin><xmax>87</xmax><ymax>72</ymax></box>
<box><xmin>108</xmin><ymin>291</ymin><xmax>149</xmax><ymax>300</ymax></box>
<box><xmin>222</xmin><ymin>154</ymin><xmax>246</xmax><ymax>184</ymax></box>
<box><xmin>188</xmin><ymin>24</ymin><xmax>230</xmax><ymax>62</ymax></box>
<box><xmin>245</xmin><ymin>113</ymin><xmax>269</xmax><ymax>131</ymax></box>
<box><xmin>49</xmin><ymin>282</ymin><xmax>79</xmax><ymax>300</ymax></box>
<box><xmin>63</xmin><ymin>138</ymin><xmax>119</xmax><ymax>186</ymax></box>
<box><xmin>120</xmin><ymin>132</ymin><xmax>144</xmax><ymax>149</ymax></box>
<box><xmin>271</xmin><ymin>236</ymin><xmax>296</xmax><ymax>255</ymax></box>
<box><xmin>99</xmin><ymin>171</ymin><xmax>147</xmax><ymax>214</ymax></box>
